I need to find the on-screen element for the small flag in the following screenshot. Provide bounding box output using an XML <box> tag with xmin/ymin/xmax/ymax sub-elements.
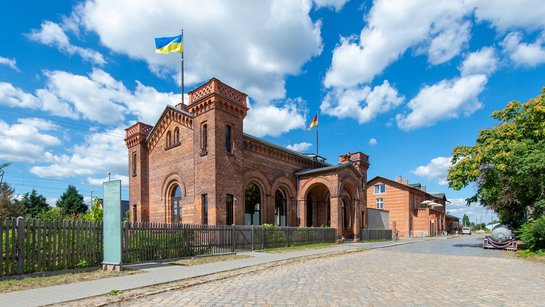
<box><xmin>155</xmin><ymin>34</ymin><xmax>183</xmax><ymax>54</ymax></box>
<box><xmin>307</xmin><ymin>114</ymin><xmax>318</xmax><ymax>130</ymax></box>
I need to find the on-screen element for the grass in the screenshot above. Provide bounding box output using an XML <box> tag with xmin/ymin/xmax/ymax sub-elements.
<box><xmin>0</xmin><ymin>268</ymin><xmax>140</xmax><ymax>293</ymax></box>
<box><xmin>264</xmin><ymin>243</ymin><xmax>337</xmax><ymax>253</ymax></box>
<box><xmin>169</xmin><ymin>254</ymin><xmax>251</xmax><ymax>266</ymax></box>
<box><xmin>107</xmin><ymin>289</ymin><xmax>123</xmax><ymax>296</ymax></box>
<box><xmin>515</xmin><ymin>249</ymin><xmax>545</xmax><ymax>263</ymax></box>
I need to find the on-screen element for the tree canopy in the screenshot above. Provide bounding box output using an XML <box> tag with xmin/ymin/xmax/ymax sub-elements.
<box><xmin>448</xmin><ymin>88</ymin><xmax>545</xmax><ymax>228</ymax></box>
<box><xmin>21</xmin><ymin>189</ymin><xmax>49</xmax><ymax>217</ymax></box>
<box><xmin>56</xmin><ymin>185</ymin><xmax>87</xmax><ymax>216</ymax></box>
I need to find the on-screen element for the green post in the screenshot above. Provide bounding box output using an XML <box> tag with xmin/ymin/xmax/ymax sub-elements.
<box><xmin>102</xmin><ymin>180</ymin><xmax>122</xmax><ymax>271</ymax></box>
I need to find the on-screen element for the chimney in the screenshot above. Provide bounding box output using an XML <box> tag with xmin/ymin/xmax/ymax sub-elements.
<box><xmin>422</xmin><ymin>186</ymin><xmax>426</xmax><ymax>192</ymax></box>
<box><xmin>402</xmin><ymin>179</ymin><xmax>408</xmax><ymax>185</ymax></box>
<box><xmin>397</xmin><ymin>176</ymin><xmax>402</xmax><ymax>183</ymax></box>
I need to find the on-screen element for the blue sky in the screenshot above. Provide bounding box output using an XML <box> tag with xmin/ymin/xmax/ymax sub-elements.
<box><xmin>2</xmin><ymin>0</ymin><xmax>545</xmax><ymax>224</ymax></box>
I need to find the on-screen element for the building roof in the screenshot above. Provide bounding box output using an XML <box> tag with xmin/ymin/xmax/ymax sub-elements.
<box><xmin>368</xmin><ymin>176</ymin><xmax>448</xmax><ymax>201</ymax></box>
<box><xmin>295</xmin><ymin>162</ymin><xmax>362</xmax><ymax>177</ymax></box>
<box><xmin>446</xmin><ymin>214</ymin><xmax>460</xmax><ymax>221</ymax></box>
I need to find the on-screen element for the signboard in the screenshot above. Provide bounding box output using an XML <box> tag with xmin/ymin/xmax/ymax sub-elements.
<box><xmin>103</xmin><ymin>180</ymin><xmax>122</xmax><ymax>268</ymax></box>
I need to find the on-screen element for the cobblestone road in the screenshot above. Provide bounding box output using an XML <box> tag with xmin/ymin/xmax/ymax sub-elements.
<box><xmin>112</xmin><ymin>236</ymin><xmax>545</xmax><ymax>306</ymax></box>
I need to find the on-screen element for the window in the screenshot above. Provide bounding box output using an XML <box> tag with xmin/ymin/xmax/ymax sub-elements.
<box><xmin>202</xmin><ymin>194</ymin><xmax>208</xmax><ymax>225</ymax></box>
<box><xmin>201</xmin><ymin>123</ymin><xmax>208</xmax><ymax>154</ymax></box>
<box><xmin>132</xmin><ymin>152</ymin><xmax>137</xmax><ymax>177</ymax></box>
<box><xmin>225</xmin><ymin>125</ymin><xmax>232</xmax><ymax>153</ymax></box>
<box><xmin>174</xmin><ymin>127</ymin><xmax>180</xmax><ymax>145</ymax></box>
<box><xmin>226</xmin><ymin>194</ymin><xmax>234</xmax><ymax>225</ymax></box>
<box><xmin>374</xmin><ymin>183</ymin><xmax>386</xmax><ymax>194</ymax></box>
<box><xmin>166</xmin><ymin>131</ymin><xmax>172</xmax><ymax>148</ymax></box>
<box><xmin>172</xmin><ymin>185</ymin><xmax>182</xmax><ymax>223</ymax></box>
<box><xmin>274</xmin><ymin>190</ymin><xmax>287</xmax><ymax>226</ymax></box>
<box><xmin>376</xmin><ymin>198</ymin><xmax>383</xmax><ymax>209</ymax></box>
<box><xmin>245</xmin><ymin>184</ymin><xmax>261</xmax><ymax>225</ymax></box>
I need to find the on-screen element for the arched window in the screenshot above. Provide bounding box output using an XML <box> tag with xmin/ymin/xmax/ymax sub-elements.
<box><xmin>132</xmin><ymin>152</ymin><xmax>137</xmax><ymax>177</ymax></box>
<box><xmin>166</xmin><ymin>131</ymin><xmax>172</xmax><ymax>148</ymax></box>
<box><xmin>174</xmin><ymin>127</ymin><xmax>180</xmax><ymax>145</ymax></box>
<box><xmin>171</xmin><ymin>185</ymin><xmax>182</xmax><ymax>223</ymax></box>
<box><xmin>274</xmin><ymin>190</ymin><xmax>287</xmax><ymax>226</ymax></box>
<box><xmin>245</xmin><ymin>183</ymin><xmax>261</xmax><ymax>225</ymax></box>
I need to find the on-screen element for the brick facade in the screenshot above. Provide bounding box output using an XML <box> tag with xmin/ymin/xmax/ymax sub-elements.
<box><xmin>125</xmin><ymin>78</ymin><xmax>370</xmax><ymax>239</ymax></box>
<box><xmin>366</xmin><ymin>176</ymin><xmax>447</xmax><ymax>237</ymax></box>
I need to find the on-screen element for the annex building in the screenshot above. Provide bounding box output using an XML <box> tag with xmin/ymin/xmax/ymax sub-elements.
<box><xmin>125</xmin><ymin>78</ymin><xmax>370</xmax><ymax>240</ymax></box>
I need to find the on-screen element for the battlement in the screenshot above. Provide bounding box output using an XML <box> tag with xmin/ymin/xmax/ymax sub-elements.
<box><xmin>188</xmin><ymin>77</ymin><xmax>247</xmax><ymax>107</ymax></box>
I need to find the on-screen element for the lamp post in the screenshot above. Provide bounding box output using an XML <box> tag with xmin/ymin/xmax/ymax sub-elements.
<box><xmin>107</xmin><ymin>172</ymin><xmax>111</xmax><ymax>182</ymax></box>
<box><xmin>91</xmin><ymin>190</ymin><xmax>94</xmax><ymax>205</ymax></box>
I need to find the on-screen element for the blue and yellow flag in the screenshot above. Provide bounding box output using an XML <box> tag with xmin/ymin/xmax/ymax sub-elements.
<box><xmin>155</xmin><ymin>34</ymin><xmax>183</xmax><ymax>54</ymax></box>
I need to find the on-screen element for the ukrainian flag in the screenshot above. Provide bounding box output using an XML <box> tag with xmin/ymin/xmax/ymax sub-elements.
<box><xmin>155</xmin><ymin>34</ymin><xmax>183</xmax><ymax>54</ymax></box>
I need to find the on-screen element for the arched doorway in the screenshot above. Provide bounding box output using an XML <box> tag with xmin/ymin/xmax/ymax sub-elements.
<box><xmin>274</xmin><ymin>189</ymin><xmax>287</xmax><ymax>226</ymax></box>
<box><xmin>171</xmin><ymin>184</ymin><xmax>182</xmax><ymax>223</ymax></box>
<box><xmin>342</xmin><ymin>196</ymin><xmax>353</xmax><ymax>237</ymax></box>
<box><xmin>245</xmin><ymin>183</ymin><xmax>261</xmax><ymax>225</ymax></box>
<box><xmin>304</xmin><ymin>183</ymin><xmax>330</xmax><ymax>227</ymax></box>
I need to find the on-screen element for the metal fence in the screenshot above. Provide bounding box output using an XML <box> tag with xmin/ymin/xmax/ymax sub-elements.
<box><xmin>0</xmin><ymin>217</ymin><xmax>103</xmax><ymax>277</ymax></box>
<box><xmin>122</xmin><ymin>223</ymin><xmax>337</xmax><ymax>263</ymax></box>
<box><xmin>1</xmin><ymin>217</ymin><xmax>336</xmax><ymax>276</ymax></box>
<box><xmin>360</xmin><ymin>228</ymin><xmax>393</xmax><ymax>241</ymax></box>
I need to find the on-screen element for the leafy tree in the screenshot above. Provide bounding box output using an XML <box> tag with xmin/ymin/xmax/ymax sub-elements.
<box><xmin>36</xmin><ymin>206</ymin><xmax>65</xmax><ymax>220</ymax></box>
<box><xmin>82</xmin><ymin>197</ymin><xmax>103</xmax><ymax>222</ymax></box>
<box><xmin>448</xmin><ymin>89</ymin><xmax>545</xmax><ymax>228</ymax></box>
<box><xmin>20</xmin><ymin>189</ymin><xmax>49</xmax><ymax>217</ymax></box>
<box><xmin>462</xmin><ymin>214</ymin><xmax>470</xmax><ymax>226</ymax></box>
<box><xmin>56</xmin><ymin>185</ymin><xmax>87</xmax><ymax>217</ymax></box>
<box><xmin>0</xmin><ymin>182</ymin><xmax>24</xmax><ymax>217</ymax></box>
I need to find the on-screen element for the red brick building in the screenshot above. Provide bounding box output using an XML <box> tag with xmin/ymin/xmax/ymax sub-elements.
<box><xmin>366</xmin><ymin>176</ymin><xmax>447</xmax><ymax>237</ymax></box>
<box><xmin>125</xmin><ymin>78</ymin><xmax>370</xmax><ymax>240</ymax></box>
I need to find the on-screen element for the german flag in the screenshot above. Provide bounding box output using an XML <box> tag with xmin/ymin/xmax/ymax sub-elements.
<box><xmin>307</xmin><ymin>114</ymin><xmax>318</xmax><ymax>130</ymax></box>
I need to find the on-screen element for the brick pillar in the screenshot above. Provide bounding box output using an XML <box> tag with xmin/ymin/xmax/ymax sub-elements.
<box><xmin>329</xmin><ymin>196</ymin><xmax>342</xmax><ymax>240</ymax></box>
<box><xmin>298</xmin><ymin>199</ymin><xmax>306</xmax><ymax>227</ymax></box>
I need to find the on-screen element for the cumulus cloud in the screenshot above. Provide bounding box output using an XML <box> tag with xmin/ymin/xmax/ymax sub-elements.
<box><xmin>31</xmin><ymin>127</ymin><xmax>127</xmax><ymax>179</ymax></box>
<box><xmin>27</xmin><ymin>21</ymin><xmax>105</xmax><ymax>65</ymax></box>
<box><xmin>0</xmin><ymin>56</ymin><xmax>19</xmax><ymax>71</ymax></box>
<box><xmin>396</xmin><ymin>74</ymin><xmax>487</xmax><ymax>130</ymax></box>
<box><xmin>244</xmin><ymin>99</ymin><xmax>307</xmax><ymax>137</ymax></box>
<box><xmin>313</xmin><ymin>0</ymin><xmax>349</xmax><ymax>12</ymax></box>
<box><xmin>0</xmin><ymin>69</ymin><xmax>180</xmax><ymax>125</ymax></box>
<box><xmin>501</xmin><ymin>32</ymin><xmax>545</xmax><ymax>67</ymax></box>
<box><xmin>286</xmin><ymin>142</ymin><xmax>312</xmax><ymax>152</ymax></box>
<box><xmin>473</xmin><ymin>0</ymin><xmax>545</xmax><ymax>32</ymax></box>
<box><xmin>368</xmin><ymin>138</ymin><xmax>377</xmax><ymax>145</ymax></box>
<box><xmin>321</xmin><ymin>80</ymin><xmax>403</xmax><ymax>124</ymax></box>
<box><xmin>87</xmin><ymin>175</ymin><xmax>129</xmax><ymax>187</ymax></box>
<box><xmin>0</xmin><ymin>118</ymin><xmax>60</xmax><ymax>162</ymax></box>
<box><xmin>73</xmin><ymin>0</ymin><xmax>322</xmax><ymax>103</ymax></box>
<box><xmin>460</xmin><ymin>47</ymin><xmax>498</xmax><ymax>76</ymax></box>
<box><xmin>412</xmin><ymin>156</ymin><xmax>451</xmax><ymax>185</ymax></box>
<box><xmin>324</xmin><ymin>0</ymin><xmax>471</xmax><ymax>88</ymax></box>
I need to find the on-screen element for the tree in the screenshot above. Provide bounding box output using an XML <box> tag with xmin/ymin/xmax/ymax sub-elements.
<box><xmin>0</xmin><ymin>182</ymin><xmax>24</xmax><ymax>217</ymax></box>
<box><xmin>448</xmin><ymin>89</ymin><xmax>545</xmax><ymax>228</ymax></box>
<box><xmin>82</xmin><ymin>197</ymin><xmax>103</xmax><ymax>222</ymax></box>
<box><xmin>20</xmin><ymin>189</ymin><xmax>49</xmax><ymax>217</ymax></box>
<box><xmin>56</xmin><ymin>185</ymin><xmax>87</xmax><ymax>217</ymax></box>
<box><xmin>462</xmin><ymin>214</ymin><xmax>470</xmax><ymax>226</ymax></box>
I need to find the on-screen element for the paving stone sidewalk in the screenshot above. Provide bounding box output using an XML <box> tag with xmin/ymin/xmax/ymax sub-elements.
<box><xmin>0</xmin><ymin>237</ymin><xmax>432</xmax><ymax>307</ymax></box>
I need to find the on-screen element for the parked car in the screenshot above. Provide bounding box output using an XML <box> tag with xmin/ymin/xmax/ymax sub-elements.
<box><xmin>461</xmin><ymin>226</ymin><xmax>472</xmax><ymax>235</ymax></box>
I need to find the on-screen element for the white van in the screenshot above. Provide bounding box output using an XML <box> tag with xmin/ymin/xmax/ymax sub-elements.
<box><xmin>461</xmin><ymin>226</ymin><xmax>472</xmax><ymax>235</ymax></box>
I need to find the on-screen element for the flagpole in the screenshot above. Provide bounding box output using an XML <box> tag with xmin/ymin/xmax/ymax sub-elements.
<box><xmin>181</xmin><ymin>29</ymin><xmax>184</xmax><ymax>105</ymax></box>
<box><xmin>316</xmin><ymin>113</ymin><xmax>319</xmax><ymax>156</ymax></box>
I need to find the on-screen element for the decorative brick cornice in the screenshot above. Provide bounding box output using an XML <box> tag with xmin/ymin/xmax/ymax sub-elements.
<box><xmin>243</xmin><ymin>137</ymin><xmax>325</xmax><ymax>169</ymax></box>
<box><xmin>187</xmin><ymin>78</ymin><xmax>248</xmax><ymax>119</ymax></box>
<box><xmin>146</xmin><ymin>107</ymin><xmax>194</xmax><ymax>153</ymax></box>
<box><xmin>125</xmin><ymin>122</ymin><xmax>153</xmax><ymax>148</ymax></box>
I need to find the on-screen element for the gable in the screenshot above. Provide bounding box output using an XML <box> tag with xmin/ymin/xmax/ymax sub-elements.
<box><xmin>146</xmin><ymin>106</ymin><xmax>194</xmax><ymax>153</ymax></box>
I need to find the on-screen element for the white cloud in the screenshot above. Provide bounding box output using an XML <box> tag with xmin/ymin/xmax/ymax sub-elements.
<box><xmin>368</xmin><ymin>138</ymin><xmax>377</xmax><ymax>145</ymax></box>
<box><xmin>74</xmin><ymin>0</ymin><xmax>322</xmax><ymax>103</ymax></box>
<box><xmin>447</xmin><ymin>198</ymin><xmax>497</xmax><ymax>224</ymax></box>
<box><xmin>0</xmin><ymin>118</ymin><xmax>60</xmax><ymax>162</ymax></box>
<box><xmin>87</xmin><ymin>175</ymin><xmax>129</xmax><ymax>187</ymax></box>
<box><xmin>473</xmin><ymin>0</ymin><xmax>545</xmax><ymax>32</ymax></box>
<box><xmin>324</xmin><ymin>0</ymin><xmax>471</xmax><ymax>88</ymax></box>
<box><xmin>27</xmin><ymin>21</ymin><xmax>105</xmax><ymax>65</ymax></box>
<box><xmin>396</xmin><ymin>74</ymin><xmax>487</xmax><ymax>130</ymax></box>
<box><xmin>501</xmin><ymin>32</ymin><xmax>545</xmax><ymax>67</ymax></box>
<box><xmin>0</xmin><ymin>82</ymin><xmax>40</xmax><ymax>108</ymax></box>
<box><xmin>286</xmin><ymin>142</ymin><xmax>312</xmax><ymax>152</ymax></box>
<box><xmin>244</xmin><ymin>99</ymin><xmax>307</xmax><ymax>137</ymax></box>
<box><xmin>313</xmin><ymin>0</ymin><xmax>349</xmax><ymax>12</ymax></box>
<box><xmin>0</xmin><ymin>56</ymin><xmax>19</xmax><ymax>71</ymax></box>
<box><xmin>321</xmin><ymin>80</ymin><xmax>403</xmax><ymax>124</ymax></box>
<box><xmin>31</xmin><ymin>127</ymin><xmax>127</xmax><ymax>179</ymax></box>
<box><xmin>460</xmin><ymin>47</ymin><xmax>498</xmax><ymax>76</ymax></box>
<box><xmin>412</xmin><ymin>156</ymin><xmax>451</xmax><ymax>185</ymax></box>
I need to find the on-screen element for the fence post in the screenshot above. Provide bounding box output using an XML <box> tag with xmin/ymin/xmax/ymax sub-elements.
<box><xmin>251</xmin><ymin>225</ymin><xmax>254</xmax><ymax>252</ymax></box>
<box><xmin>16</xmin><ymin>216</ymin><xmax>24</xmax><ymax>275</ymax></box>
<box><xmin>231</xmin><ymin>225</ymin><xmax>235</xmax><ymax>253</ymax></box>
<box><xmin>261</xmin><ymin>226</ymin><xmax>265</xmax><ymax>250</ymax></box>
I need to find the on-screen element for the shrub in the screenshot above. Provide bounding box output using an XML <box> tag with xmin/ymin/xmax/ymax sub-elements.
<box><xmin>519</xmin><ymin>215</ymin><xmax>545</xmax><ymax>251</ymax></box>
